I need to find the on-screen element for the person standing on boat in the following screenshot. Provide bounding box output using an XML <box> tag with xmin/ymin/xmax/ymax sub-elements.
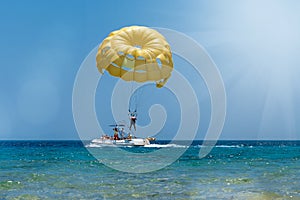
<box><xmin>113</xmin><ymin>128</ymin><xmax>119</xmax><ymax>140</ymax></box>
<box><xmin>129</xmin><ymin>110</ymin><xmax>137</xmax><ymax>131</ymax></box>
<box><xmin>119</xmin><ymin>128</ymin><xmax>125</xmax><ymax>139</ymax></box>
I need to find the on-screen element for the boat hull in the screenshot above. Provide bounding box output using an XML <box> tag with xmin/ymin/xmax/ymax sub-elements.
<box><xmin>91</xmin><ymin>138</ymin><xmax>150</xmax><ymax>146</ymax></box>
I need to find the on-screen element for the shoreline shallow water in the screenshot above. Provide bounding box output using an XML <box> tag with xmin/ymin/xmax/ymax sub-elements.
<box><xmin>0</xmin><ymin>140</ymin><xmax>299</xmax><ymax>199</ymax></box>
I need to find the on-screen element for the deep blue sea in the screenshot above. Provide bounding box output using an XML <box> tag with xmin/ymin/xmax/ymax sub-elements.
<box><xmin>0</xmin><ymin>140</ymin><xmax>300</xmax><ymax>200</ymax></box>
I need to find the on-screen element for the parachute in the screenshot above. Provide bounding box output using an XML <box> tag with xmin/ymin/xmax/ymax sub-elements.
<box><xmin>96</xmin><ymin>26</ymin><xmax>173</xmax><ymax>88</ymax></box>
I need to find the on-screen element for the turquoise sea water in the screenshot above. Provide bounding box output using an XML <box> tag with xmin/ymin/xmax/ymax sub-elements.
<box><xmin>0</xmin><ymin>140</ymin><xmax>300</xmax><ymax>200</ymax></box>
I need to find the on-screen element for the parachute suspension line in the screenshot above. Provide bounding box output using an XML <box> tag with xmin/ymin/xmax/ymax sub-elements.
<box><xmin>135</xmin><ymin>87</ymin><xmax>139</xmax><ymax>112</ymax></box>
<box><xmin>130</xmin><ymin>83</ymin><xmax>137</xmax><ymax>112</ymax></box>
<box><xmin>130</xmin><ymin>80</ymin><xmax>134</xmax><ymax>110</ymax></box>
<box><xmin>132</xmin><ymin>68</ymin><xmax>135</xmax><ymax>111</ymax></box>
<box><xmin>135</xmin><ymin>85</ymin><xmax>144</xmax><ymax>113</ymax></box>
<box><xmin>129</xmin><ymin>66</ymin><xmax>137</xmax><ymax>113</ymax></box>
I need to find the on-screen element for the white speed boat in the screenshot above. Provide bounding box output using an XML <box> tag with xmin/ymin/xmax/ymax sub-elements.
<box><xmin>90</xmin><ymin>123</ymin><xmax>156</xmax><ymax>147</ymax></box>
<box><xmin>91</xmin><ymin>136</ymin><xmax>151</xmax><ymax>146</ymax></box>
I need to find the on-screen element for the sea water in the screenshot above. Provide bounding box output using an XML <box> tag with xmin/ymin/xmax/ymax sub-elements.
<box><xmin>0</xmin><ymin>140</ymin><xmax>300</xmax><ymax>199</ymax></box>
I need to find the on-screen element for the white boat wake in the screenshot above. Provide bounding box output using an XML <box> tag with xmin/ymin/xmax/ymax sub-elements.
<box><xmin>85</xmin><ymin>143</ymin><xmax>188</xmax><ymax>148</ymax></box>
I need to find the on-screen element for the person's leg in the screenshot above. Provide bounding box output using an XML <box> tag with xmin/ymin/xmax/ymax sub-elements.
<box><xmin>133</xmin><ymin>122</ymin><xmax>136</xmax><ymax>131</ymax></box>
<box><xmin>129</xmin><ymin>120</ymin><xmax>132</xmax><ymax>130</ymax></box>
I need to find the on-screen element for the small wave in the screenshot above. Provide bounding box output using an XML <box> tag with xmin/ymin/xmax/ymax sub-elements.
<box><xmin>85</xmin><ymin>144</ymin><xmax>122</xmax><ymax>148</ymax></box>
<box><xmin>215</xmin><ymin>145</ymin><xmax>242</xmax><ymax>148</ymax></box>
<box><xmin>193</xmin><ymin>145</ymin><xmax>201</xmax><ymax>148</ymax></box>
<box><xmin>85</xmin><ymin>143</ymin><xmax>102</xmax><ymax>148</ymax></box>
<box><xmin>144</xmin><ymin>144</ymin><xmax>188</xmax><ymax>148</ymax></box>
<box><xmin>193</xmin><ymin>145</ymin><xmax>243</xmax><ymax>148</ymax></box>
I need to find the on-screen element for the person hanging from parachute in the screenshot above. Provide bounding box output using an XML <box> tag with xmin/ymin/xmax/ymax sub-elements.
<box><xmin>128</xmin><ymin>109</ymin><xmax>137</xmax><ymax>131</ymax></box>
<box><xmin>96</xmin><ymin>26</ymin><xmax>174</xmax><ymax>134</ymax></box>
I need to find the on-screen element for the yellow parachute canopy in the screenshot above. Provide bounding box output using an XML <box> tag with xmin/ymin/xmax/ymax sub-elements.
<box><xmin>96</xmin><ymin>26</ymin><xmax>173</xmax><ymax>88</ymax></box>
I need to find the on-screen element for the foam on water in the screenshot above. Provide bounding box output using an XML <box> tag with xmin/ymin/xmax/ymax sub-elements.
<box><xmin>192</xmin><ymin>144</ymin><xmax>243</xmax><ymax>148</ymax></box>
<box><xmin>85</xmin><ymin>143</ymin><xmax>188</xmax><ymax>148</ymax></box>
<box><xmin>144</xmin><ymin>144</ymin><xmax>188</xmax><ymax>148</ymax></box>
<box><xmin>85</xmin><ymin>143</ymin><xmax>102</xmax><ymax>148</ymax></box>
<box><xmin>214</xmin><ymin>145</ymin><xmax>242</xmax><ymax>148</ymax></box>
<box><xmin>85</xmin><ymin>144</ymin><xmax>136</xmax><ymax>148</ymax></box>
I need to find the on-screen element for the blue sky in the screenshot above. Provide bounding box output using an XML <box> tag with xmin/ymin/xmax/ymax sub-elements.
<box><xmin>1</xmin><ymin>0</ymin><xmax>300</xmax><ymax>140</ymax></box>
